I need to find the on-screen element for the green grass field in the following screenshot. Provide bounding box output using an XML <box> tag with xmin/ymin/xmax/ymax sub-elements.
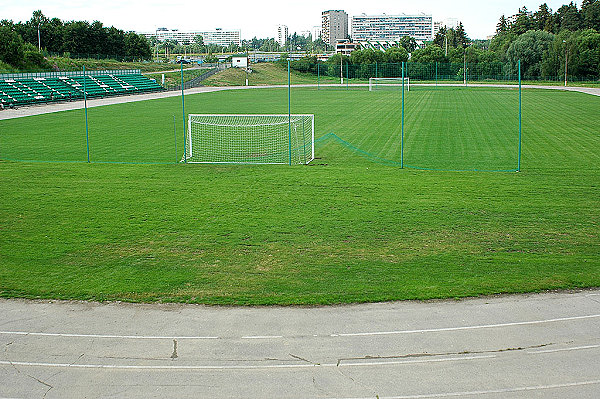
<box><xmin>0</xmin><ymin>86</ymin><xmax>598</xmax><ymax>305</ymax></box>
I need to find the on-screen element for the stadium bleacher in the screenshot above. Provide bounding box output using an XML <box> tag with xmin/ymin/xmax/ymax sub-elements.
<box><xmin>0</xmin><ymin>70</ymin><xmax>163</xmax><ymax>107</ymax></box>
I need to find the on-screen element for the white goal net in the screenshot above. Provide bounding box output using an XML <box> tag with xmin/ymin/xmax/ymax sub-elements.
<box><xmin>369</xmin><ymin>77</ymin><xmax>410</xmax><ymax>92</ymax></box>
<box><xmin>186</xmin><ymin>114</ymin><xmax>314</xmax><ymax>164</ymax></box>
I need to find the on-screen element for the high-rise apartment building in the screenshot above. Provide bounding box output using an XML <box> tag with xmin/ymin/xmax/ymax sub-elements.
<box><xmin>351</xmin><ymin>14</ymin><xmax>434</xmax><ymax>44</ymax></box>
<box><xmin>322</xmin><ymin>10</ymin><xmax>348</xmax><ymax>46</ymax></box>
<box><xmin>276</xmin><ymin>25</ymin><xmax>289</xmax><ymax>47</ymax></box>
<box><xmin>139</xmin><ymin>28</ymin><xmax>241</xmax><ymax>46</ymax></box>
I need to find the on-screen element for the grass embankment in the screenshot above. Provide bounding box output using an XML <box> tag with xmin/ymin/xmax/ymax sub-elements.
<box><xmin>202</xmin><ymin>62</ymin><xmax>341</xmax><ymax>86</ymax></box>
<box><xmin>0</xmin><ymin>56</ymin><xmax>193</xmax><ymax>74</ymax></box>
<box><xmin>144</xmin><ymin>68</ymin><xmax>214</xmax><ymax>87</ymax></box>
<box><xmin>0</xmin><ymin>87</ymin><xmax>598</xmax><ymax>305</ymax></box>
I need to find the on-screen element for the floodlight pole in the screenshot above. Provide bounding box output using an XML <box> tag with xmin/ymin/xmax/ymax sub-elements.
<box><xmin>37</xmin><ymin>23</ymin><xmax>41</xmax><ymax>52</ymax></box>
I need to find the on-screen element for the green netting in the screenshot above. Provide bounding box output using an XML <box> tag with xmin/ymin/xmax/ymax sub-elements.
<box><xmin>1</xmin><ymin>63</ymin><xmax>522</xmax><ymax>171</ymax></box>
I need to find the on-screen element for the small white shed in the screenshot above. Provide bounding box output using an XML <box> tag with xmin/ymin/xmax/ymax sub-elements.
<box><xmin>232</xmin><ymin>56</ymin><xmax>249</xmax><ymax>68</ymax></box>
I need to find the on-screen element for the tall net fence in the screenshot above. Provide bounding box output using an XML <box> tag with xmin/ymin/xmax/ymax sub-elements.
<box><xmin>309</xmin><ymin>61</ymin><xmax>523</xmax><ymax>87</ymax></box>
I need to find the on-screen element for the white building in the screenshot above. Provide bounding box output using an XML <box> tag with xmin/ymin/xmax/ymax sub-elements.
<box><xmin>312</xmin><ymin>26</ymin><xmax>322</xmax><ymax>41</ymax></box>
<box><xmin>322</xmin><ymin>10</ymin><xmax>349</xmax><ymax>46</ymax></box>
<box><xmin>351</xmin><ymin>13</ymin><xmax>434</xmax><ymax>44</ymax></box>
<box><xmin>434</xmin><ymin>18</ymin><xmax>460</xmax><ymax>36</ymax></box>
<box><xmin>277</xmin><ymin>25</ymin><xmax>289</xmax><ymax>47</ymax></box>
<box><xmin>231</xmin><ymin>56</ymin><xmax>248</xmax><ymax>68</ymax></box>
<box><xmin>139</xmin><ymin>27</ymin><xmax>241</xmax><ymax>46</ymax></box>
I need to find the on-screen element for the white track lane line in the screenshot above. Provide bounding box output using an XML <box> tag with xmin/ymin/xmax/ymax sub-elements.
<box><xmin>0</xmin><ymin>355</ymin><xmax>494</xmax><ymax>370</ymax></box>
<box><xmin>1</xmin><ymin>314</ymin><xmax>598</xmax><ymax>341</ymax></box>
<box><xmin>334</xmin><ymin>314</ymin><xmax>600</xmax><ymax>337</ymax></box>
<box><xmin>0</xmin><ymin>331</ymin><xmax>219</xmax><ymax>340</ymax></box>
<box><xmin>335</xmin><ymin>379</ymin><xmax>600</xmax><ymax>399</ymax></box>
<box><xmin>527</xmin><ymin>344</ymin><xmax>600</xmax><ymax>354</ymax></box>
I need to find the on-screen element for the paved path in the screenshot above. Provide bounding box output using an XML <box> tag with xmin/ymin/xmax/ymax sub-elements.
<box><xmin>1</xmin><ymin>83</ymin><xmax>598</xmax><ymax>121</ymax></box>
<box><xmin>1</xmin><ymin>290</ymin><xmax>599</xmax><ymax>398</ymax></box>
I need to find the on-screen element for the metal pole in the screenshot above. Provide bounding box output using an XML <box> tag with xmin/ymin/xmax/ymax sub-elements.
<box><xmin>173</xmin><ymin>115</ymin><xmax>178</xmax><ymax>163</ymax></box>
<box><xmin>518</xmin><ymin>59</ymin><xmax>522</xmax><ymax>172</ymax></box>
<box><xmin>317</xmin><ymin>62</ymin><xmax>320</xmax><ymax>90</ymax></box>
<box><xmin>181</xmin><ymin>62</ymin><xmax>187</xmax><ymax>163</ymax></box>
<box><xmin>346</xmin><ymin>62</ymin><xmax>348</xmax><ymax>90</ymax></box>
<box><xmin>564</xmin><ymin>44</ymin><xmax>568</xmax><ymax>87</ymax></box>
<box><xmin>401</xmin><ymin>62</ymin><xmax>405</xmax><ymax>169</ymax></box>
<box><xmin>288</xmin><ymin>60</ymin><xmax>292</xmax><ymax>166</ymax></box>
<box><xmin>37</xmin><ymin>24</ymin><xmax>41</xmax><ymax>52</ymax></box>
<box><xmin>464</xmin><ymin>51</ymin><xmax>467</xmax><ymax>86</ymax></box>
<box><xmin>84</xmin><ymin>65</ymin><xmax>90</xmax><ymax>163</ymax></box>
<box><xmin>340</xmin><ymin>54</ymin><xmax>343</xmax><ymax>85</ymax></box>
<box><xmin>435</xmin><ymin>62</ymin><xmax>438</xmax><ymax>87</ymax></box>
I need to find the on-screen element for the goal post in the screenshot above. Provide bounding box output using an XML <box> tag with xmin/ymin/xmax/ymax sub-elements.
<box><xmin>369</xmin><ymin>77</ymin><xmax>410</xmax><ymax>92</ymax></box>
<box><xmin>185</xmin><ymin>114</ymin><xmax>314</xmax><ymax>165</ymax></box>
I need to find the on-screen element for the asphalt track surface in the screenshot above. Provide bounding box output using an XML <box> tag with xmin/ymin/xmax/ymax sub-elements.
<box><xmin>1</xmin><ymin>84</ymin><xmax>599</xmax><ymax>398</ymax></box>
<box><xmin>1</xmin><ymin>290</ymin><xmax>599</xmax><ymax>398</ymax></box>
<box><xmin>0</xmin><ymin>83</ymin><xmax>599</xmax><ymax>121</ymax></box>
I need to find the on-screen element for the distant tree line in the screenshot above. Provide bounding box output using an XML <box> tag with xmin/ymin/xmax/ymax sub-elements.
<box><xmin>288</xmin><ymin>1</ymin><xmax>600</xmax><ymax>81</ymax></box>
<box><xmin>0</xmin><ymin>10</ymin><xmax>152</xmax><ymax>70</ymax></box>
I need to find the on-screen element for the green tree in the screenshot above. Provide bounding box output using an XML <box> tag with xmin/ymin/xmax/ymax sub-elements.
<box><xmin>399</xmin><ymin>36</ymin><xmax>418</xmax><ymax>52</ymax></box>
<box><xmin>124</xmin><ymin>32</ymin><xmax>151</xmax><ymax>60</ymax></box>
<box><xmin>455</xmin><ymin>22</ymin><xmax>470</xmax><ymax>48</ymax></box>
<box><xmin>511</xmin><ymin>7</ymin><xmax>534</xmax><ymax>35</ymax></box>
<box><xmin>534</xmin><ymin>4</ymin><xmax>554</xmax><ymax>31</ymax></box>
<box><xmin>383</xmin><ymin>46</ymin><xmax>408</xmax><ymax>63</ymax></box>
<box><xmin>496</xmin><ymin>15</ymin><xmax>508</xmax><ymax>34</ymax></box>
<box><xmin>581</xmin><ymin>0</ymin><xmax>600</xmax><ymax>30</ymax></box>
<box><xmin>0</xmin><ymin>25</ymin><xmax>25</xmax><ymax>67</ymax></box>
<box><xmin>411</xmin><ymin>44</ymin><xmax>446</xmax><ymax>63</ymax></box>
<box><xmin>556</xmin><ymin>2</ymin><xmax>582</xmax><ymax>31</ymax></box>
<box><xmin>507</xmin><ymin>30</ymin><xmax>555</xmax><ymax>77</ymax></box>
<box><xmin>489</xmin><ymin>32</ymin><xmax>518</xmax><ymax>62</ymax></box>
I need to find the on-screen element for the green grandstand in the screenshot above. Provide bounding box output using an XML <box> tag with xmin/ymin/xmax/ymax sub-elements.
<box><xmin>0</xmin><ymin>69</ymin><xmax>163</xmax><ymax>107</ymax></box>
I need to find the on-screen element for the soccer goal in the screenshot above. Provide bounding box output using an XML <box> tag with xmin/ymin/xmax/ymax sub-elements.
<box><xmin>369</xmin><ymin>77</ymin><xmax>410</xmax><ymax>92</ymax></box>
<box><xmin>185</xmin><ymin>114</ymin><xmax>314</xmax><ymax>164</ymax></box>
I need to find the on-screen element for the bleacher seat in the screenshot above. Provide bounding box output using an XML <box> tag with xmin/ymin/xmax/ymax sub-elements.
<box><xmin>0</xmin><ymin>72</ymin><xmax>164</xmax><ymax>106</ymax></box>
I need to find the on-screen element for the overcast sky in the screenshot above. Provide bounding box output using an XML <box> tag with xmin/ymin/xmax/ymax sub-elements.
<box><xmin>3</xmin><ymin>0</ymin><xmax>572</xmax><ymax>40</ymax></box>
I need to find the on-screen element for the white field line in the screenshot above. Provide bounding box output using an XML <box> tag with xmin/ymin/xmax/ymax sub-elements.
<box><xmin>0</xmin><ymin>355</ymin><xmax>494</xmax><ymax>370</ymax></box>
<box><xmin>1</xmin><ymin>314</ymin><xmax>599</xmax><ymax>341</ymax></box>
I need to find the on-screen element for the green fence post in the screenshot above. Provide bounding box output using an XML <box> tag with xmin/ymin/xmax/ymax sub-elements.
<box><xmin>83</xmin><ymin>65</ymin><xmax>90</xmax><ymax>163</ymax></box>
<box><xmin>346</xmin><ymin>62</ymin><xmax>349</xmax><ymax>90</ymax></box>
<box><xmin>181</xmin><ymin>61</ymin><xmax>187</xmax><ymax>163</ymax></box>
<box><xmin>173</xmin><ymin>115</ymin><xmax>178</xmax><ymax>163</ymax></box>
<box><xmin>317</xmin><ymin>62</ymin><xmax>320</xmax><ymax>90</ymax></box>
<box><xmin>288</xmin><ymin>60</ymin><xmax>292</xmax><ymax>166</ymax></box>
<box><xmin>401</xmin><ymin>62</ymin><xmax>405</xmax><ymax>169</ymax></box>
<box><xmin>518</xmin><ymin>59</ymin><xmax>522</xmax><ymax>172</ymax></box>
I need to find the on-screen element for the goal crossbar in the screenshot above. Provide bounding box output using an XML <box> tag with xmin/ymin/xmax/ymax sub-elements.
<box><xmin>369</xmin><ymin>77</ymin><xmax>410</xmax><ymax>92</ymax></box>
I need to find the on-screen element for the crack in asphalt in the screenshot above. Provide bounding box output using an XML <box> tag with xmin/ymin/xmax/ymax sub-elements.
<box><xmin>336</xmin><ymin>342</ymin><xmax>554</xmax><ymax>366</ymax></box>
